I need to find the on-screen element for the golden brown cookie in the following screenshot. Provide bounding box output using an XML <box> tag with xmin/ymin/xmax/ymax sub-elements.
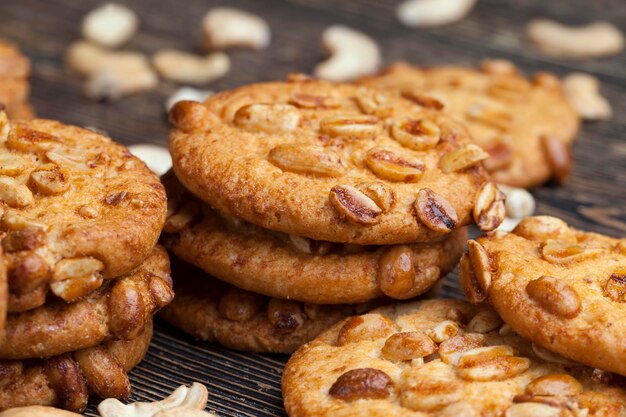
<box><xmin>0</xmin><ymin>248</ymin><xmax>5</xmax><ymax>338</ymax></box>
<box><xmin>0</xmin><ymin>406</ymin><xmax>82</xmax><ymax>417</ymax></box>
<box><xmin>169</xmin><ymin>78</ymin><xmax>503</xmax><ymax>245</ymax></box>
<box><xmin>461</xmin><ymin>216</ymin><xmax>626</xmax><ymax>376</ymax></box>
<box><xmin>163</xmin><ymin>171</ymin><xmax>467</xmax><ymax>304</ymax></box>
<box><xmin>0</xmin><ymin>246</ymin><xmax>172</xmax><ymax>360</ymax></box>
<box><xmin>160</xmin><ymin>259</ymin><xmax>378</xmax><ymax>353</ymax></box>
<box><xmin>0</xmin><ymin>321</ymin><xmax>152</xmax><ymax>412</ymax></box>
<box><xmin>0</xmin><ymin>40</ymin><xmax>32</xmax><ymax>120</ymax></box>
<box><xmin>283</xmin><ymin>299</ymin><xmax>626</xmax><ymax>417</ymax></box>
<box><xmin>0</xmin><ymin>114</ymin><xmax>167</xmax><ymax>312</ymax></box>
<box><xmin>360</xmin><ymin>61</ymin><xmax>580</xmax><ymax>188</ymax></box>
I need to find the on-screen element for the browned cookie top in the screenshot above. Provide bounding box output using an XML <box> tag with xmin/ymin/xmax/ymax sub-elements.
<box><xmin>461</xmin><ymin>216</ymin><xmax>626</xmax><ymax>376</ymax></box>
<box><xmin>283</xmin><ymin>299</ymin><xmax>626</xmax><ymax>417</ymax></box>
<box><xmin>169</xmin><ymin>78</ymin><xmax>503</xmax><ymax>245</ymax></box>
<box><xmin>0</xmin><ymin>114</ymin><xmax>167</xmax><ymax>312</ymax></box>
<box><xmin>360</xmin><ymin>61</ymin><xmax>580</xmax><ymax>188</ymax></box>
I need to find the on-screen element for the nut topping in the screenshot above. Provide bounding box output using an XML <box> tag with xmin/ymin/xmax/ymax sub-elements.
<box><xmin>319</xmin><ymin>114</ymin><xmax>381</xmax><ymax>139</ymax></box>
<box><xmin>466</xmin><ymin>309</ymin><xmax>503</xmax><ymax>334</ymax></box>
<box><xmin>428</xmin><ymin>320</ymin><xmax>459</xmax><ymax>343</ymax></box>
<box><xmin>288</xmin><ymin>93</ymin><xmax>340</xmax><ymax>109</ymax></box>
<box><xmin>6</xmin><ymin>125</ymin><xmax>61</xmax><ymax>152</ymax></box>
<box><xmin>329</xmin><ymin>368</ymin><xmax>394</xmax><ymax>401</ymax></box>
<box><xmin>0</xmin><ymin>152</ymin><xmax>28</xmax><ymax>176</ymax></box>
<box><xmin>439</xmin><ymin>333</ymin><xmax>487</xmax><ymax>365</ymax></box>
<box><xmin>400</xmin><ymin>364</ymin><xmax>463</xmax><ymax>412</ymax></box>
<box><xmin>505</xmin><ymin>403</ymin><xmax>561</xmax><ymax>417</ymax></box>
<box><xmin>218</xmin><ymin>288</ymin><xmax>265</xmax><ymax>322</ymax></box>
<box><xmin>460</xmin><ymin>241</ymin><xmax>492</xmax><ymax>304</ymax></box>
<box><xmin>381</xmin><ymin>332</ymin><xmax>437</xmax><ymax>361</ymax></box>
<box><xmin>2</xmin><ymin>227</ymin><xmax>46</xmax><ymax>252</ymax></box>
<box><xmin>603</xmin><ymin>269</ymin><xmax>626</xmax><ymax>302</ymax></box>
<box><xmin>7</xmin><ymin>252</ymin><xmax>51</xmax><ymax>295</ymax></box>
<box><xmin>50</xmin><ymin>257</ymin><xmax>105</xmax><ymax>302</ymax></box>
<box><xmin>268</xmin><ymin>144</ymin><xmax>343</xmax><ymax>177</ymax></box>
<box><xmin>355</xmin><ymin>87</ymin><xmax>391</xmax><ymax>117</ymax></box>
<box><xmin>440</xmin><ymin>144</ymin><xmax>489</xmax><ymax>174</ymax></box>
<box><xmin>29</xmin><ymin>164</ymin><xmax>71</xmax><ymax>195</ymax></box>
<box><xmin>456</xmin><ymin>345</ymin><xmax>530</xmax><ymax>381</ymax></box>
<box><xmin>0</xmin><ymin>176</ymin><xmax>34</xmax><ymax>208</ymax></box>
<box><xmin>541</xmin><ymin>136</ymin><xmax>572</xmax><ymax>184</ymax></box>
<box><xmin>378</xmin><ymin>245</ymin><xmax>416</xmax><ymax>299</ymax></box>
<box><xmin>365</xmin><ymin>147</ymin><xmax>425</xmax><ymax>182</ymax></box>
<box><xmin>414</xmin><ymin>188</ymin><xmax>458</xmax><ymax>233</ymax></box>
<box><xmin>466</xmin><ymin>102</ymin><xmax>513</xmax><ymax>131</ymax></box>
<box><xmin>391</xmin><ymin>119</ymin><xmax>441</xmax><ymax>151</ymax></box>
<box><xmin>336</xmin><ymin>314</ymin><xmax>394</xmax><ymax>346</ymax></box>
<box><xmin>287</xmin><ymin>235</ymin><xmax>331</xmax><ymax>255</ymax></box>
<box><xmin>234</xmin><ymin>103</ymin><xmax>300</xmax><ymax>134</ymax></box>
<box><xmin>473</xmin><ymin>182</ymin><xmax>505</xmax><ymax>232</ymax></box>
<box><xmin>526</xmin><ymin>374</ymin><xmax>583</xmax><ymax>396</ymax></box>
<box><xmin>401</xmin><ymin>91</ymin><xmax>444</xmax><ymax>110</ymax></box>
<box><xmin>540</xmin><ymin>239</ymin><xmax>603</xmax><ymax>265</ymax></box>
<box><xmin>355</xmin><ymin>182</ymin><xmax>395</xmax><ymax>212</ymax></box>
<box><xmin>329</xmin><ymin>185</ymin><xmax>382</xmax><ymax>225</ymax></box>
<box><xmin>526</xmin><ymin>276</ymin><xmax>581</xmax><ymax>318</ymax></box>
<box><xmin>164</xmin><ymin>201</ymin><xmax>200</xmax><ymax>233</ymax></box>
<box><xmin>267</xmin><ymin>299</ymin><xmax>305</xmax><ymax>332</ymax></box>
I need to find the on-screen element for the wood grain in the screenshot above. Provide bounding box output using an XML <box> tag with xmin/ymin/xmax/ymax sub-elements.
<box><xmin>0</xmin><ymin>0</ymin><xmax>624</xmax><ymax>416</ymax></box>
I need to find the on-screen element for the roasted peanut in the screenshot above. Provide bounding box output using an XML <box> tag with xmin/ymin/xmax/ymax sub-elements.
<box><xmin>0</xmin><ymin>176</ymin><xmax>34</xmax><ymax>208</ymax></box>
<box><xmin>414</xmin><ymin>188</ymin><xmax>458</xmax><ymax>233</ymax></box>
<box><xmin>234</xmin><ymin>103</ymin><xmax>300</xmax><ymax>134</ymax></box>
<box><xmin>365</xmin><ymin>147</ymin><xmax>425</xmax><ymax>182</ymax></box>
<box><xmin>391</xmin><ymin>119</ymin><xmax>441</xmax><ymax>151</ymax></box>
<box><xmin>329</xmin><ymin>368</ymin><xmax>394</xmax><ymax>401</ymax></box>
<box><xmin>505</xmin><ymin>403</ymin><xmax>561</xmax><ymax>417</ymax></box>
<box><xmin>355</xmin><ymin>182</ymin><xmax>395</xmax><ymax>212</ymax></box>
<box><xmin>456</xmin><ymin>345</ymin><xmax>530</xmax><ymax>381</ymax></box>
<box><xmin>428</xmin><ymin>320</ymin><xmax>459</xmax><ymax>343</ymax></box>
<box><xmin>473</xmin><ymin>182</ymin><xmax>505</xmax><ymax>232</ymax></box>
<box><xmin>269</xmin><ymin>144</ymin><xmax>343</xmax><ymax>177</ymax></box>
<box><xmin>50</xmin><ymin>257</ymin><xmax>105</xmax><ymax>302</ymax></box>
<box><xmin>319</xmin><ymin>114</ymin><xmax>381</xmax><ymax>139</ymax></box>
<box><xmin>603</xmin><ymin>269</ymin><xmax>626</xmax><ymax>302</ymax></box>
<box><xmin>540</xmin><ymin>239</ymin><xmax>602</xmax><ymax>265</ymax></box>
<box><xmin>0</xmin><ymin>152</ymin><xmax>28</xmax><ymax>176</ymax></box>
<box><xmin>267</xmin><ymin>299</ymin><xmax>305</xmax><ymax>332</ymax></box>
<box><xmin>329</xmin><ymin>185</ymin><xmax>382</xmax><ymax>225</ymax></box>
<box><xmin>541</xmin><ymin>136</ymin><xmax>572</xmax><ymax>185</ymax></box>
<box><xmin>336</xmin><ymin>314</ymin><xmax>394</xmax><ymax>346</ymax></box>
<box><xmin>526</xmin><ymin>374</ymin><xmax>583</xmax><ymax>396</ymax></box>
<box><xmin>378</xmin><ymin>245</ymin><xmax>416</xmax><ymax>299</ymax></box>
<box><xmin>466</xmin><ymin>309</ymin><xmax>502</xmax><ymax>334</ymax></box>
<box><xmin>29</xmin><ymin>164</ymin><xmax>71</xmax><ymax>196</ymax></box>
<box><xmin>440</xmin><ymin>144</ymin><xmax>489</xmax><ymax>173</ymax></box>
<box><xmin>381</xmin><ymin>332</ymin><xmax>437</xmax><ymax>361</ymax></box>
<box><xmin>438</xmin><ymin>333</ymin><xmax>486</xmax><ymax>365</ymax></box>
<box><xmin>400</xmin><ymin>365</ymin><xmax>463</xmax><ymax>411</ymax></box>
<box><xmin>526</xmin><ymin>276</ymin><xmax>581</xmax><ymax>318</ymax></box>
<box><xmin>289</xmin><ymin>93</ymin><xmax>340</xmax><ymax>109</ymax></box>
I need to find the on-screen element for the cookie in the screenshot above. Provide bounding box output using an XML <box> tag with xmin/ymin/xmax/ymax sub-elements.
<box><xmin>159</xmin><ymin>259</ymin><xmax>378</xmax><ymax>353</ymax></box>
<box><xmin>0</xmin><ymin>248</ymin><xmax>5</xmax><ymax>338</ymax></box>
<box><xmin>169</xmin><ymin>78</ymin><xmax>503</xmax><ymax>245</ymax></box>
<box><xmin>0</xmin><ymin>246</ymin><xmax>172</xmax><ymax>360</ymax></box>
<box><xmin>0</xmin><ymin>40</ymin><xmax>31</xmax><ymax>120</ymax></box>
<box><xmin>0</xmin><ymin>320</ymin><xmax>152</xmax><ymax>412</ymax></box>
<box><xmin>0</xmin><ymin>114</ymin><xmax>167</xmax><ymax>312</ymax></box>
<box><xmin>283</xmin><ymin>299</ymin><xmax>626</xmax><ymax>417</ymax></box>
<box><xmin>460</xmin><ymin>215</ymin><xmax>626</xmax><ymax>376</ymax></box>
<box><xmin>162</xmin><ymin>172</ymin><xmax>467</xmax><ymax>303</ymax></box>
<box><xmin>0</xmin><ymin>406</ymin><xmax>83</xmax><ymax>417</ymax></box>
<box><xmin>359</xmin><ymin>61</ymin><xmax>580</xmax><ymax>188</ymax></box>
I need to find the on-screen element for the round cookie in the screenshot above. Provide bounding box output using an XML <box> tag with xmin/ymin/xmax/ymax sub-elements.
<box><xmin>0</xmin><ymin>114</ymin><xmax>167</xmax><ymax>312</ymax></box>
<box><xmin>359</xmin><ymin>60</ymin><xmax>580</xmax><ymax>188</ymax></box>
<box><xmin>0</xmin><ymin>246</ymin><xmax>172</xmax><ymax>359</ymax></box>
<box><xmin>461</xmin><ymin>215</ymin><xmax>626</xmax><ymax>376</ymax></box>
<box><xmin>159</xmin><ymin>259</ymin><xmax>379</xmax><ymax>353</ymax></box>
<box><xmin>283</xmin><ymin>299</ymin><xmax>626</xmax><ymax>417</ymax></box>
<box><xmin>169</xmin><ymin>77</ymin><xmax>504</xmax><ymax>245</ymax></box>
<box><xmin>0</xmin><ymin>321</ymin><xmax>152</xmax><ymax>412</ymax></box>
<box><xmin>162</xmin><ymin>172</ymin><xmax>467</xmax><ymax>304</ymax></box>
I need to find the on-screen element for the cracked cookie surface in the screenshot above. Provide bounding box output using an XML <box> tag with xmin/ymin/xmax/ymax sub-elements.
<box><xmin>169</xmin><ymin>78</ymin><xmax>502</xmax><ymax>245</ymax></box>
<box><xmin>0</xmin><ymin>115</ymin><xmax>167</xmax><ymax>312</ymax></box>
<box><xmin>461</xmin><ymin>216</ymin><xmax>626</xmax><ymax>376</ymax></box>
<box><xmin>283</xmin><ymin>299</ymin><xmax>626</xmax><ymax>417</ymax></box>
<box><xmin>360</xmin><ymin>61</ymin><xmax>580</xmax><ymax>188</ymax></box>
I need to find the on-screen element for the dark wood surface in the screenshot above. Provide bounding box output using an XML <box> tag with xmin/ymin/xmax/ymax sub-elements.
<box><xmin>0</xmin><ymin>0</ymin><xmax>624</xmax><ymax>415</ymax></box>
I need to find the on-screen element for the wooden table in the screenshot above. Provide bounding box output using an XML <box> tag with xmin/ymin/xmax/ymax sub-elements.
<box><xmin>0</xmin><ymin>0</ymin><xmax>624</xmax><ymax>415</ymax></box>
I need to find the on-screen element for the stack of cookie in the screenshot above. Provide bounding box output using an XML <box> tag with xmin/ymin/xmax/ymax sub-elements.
<box><xmin>0</xmin><ymin>40</ymin><xmax>34</xmax><ymax>120</ymax></box>
<box><xmin>0</xmin><ymin>113</ymin><xmax>172</xmax><ymax>412</ymax></box>
<box><xmin>159</xmin><ymin>76</ymin><xmax>505</xmax><ymax>353</ymax></box>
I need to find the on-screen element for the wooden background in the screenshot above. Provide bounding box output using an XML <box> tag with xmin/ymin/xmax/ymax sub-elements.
<box><xmin>0</xmin><ymin>0</ymin><xmax>625</xmax><ymax>415</ymax></box>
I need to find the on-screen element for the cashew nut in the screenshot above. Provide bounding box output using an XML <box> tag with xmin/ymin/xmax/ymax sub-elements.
<box><xmin>527</xmin><ymin>19</ymin><xmax>624</xmax><ymax>59</ymax></box>
<box><xmin>165</xmin><ymin>87</ymin><xmax>213</xmax><ymax>112</ymax></box>
<box><xmin>497</xmin><ymin>217</ymin><xmax>522</xmax><ymax>232</ymax></box>
<box><xmin>82</xmin><ymin>3</ymin><xmax>138</xmax><ymax>48</ymax></box>
<box><xmin>202</xmin><ymin>7</ymin><xmax>270</xmax><ymax>50</ymax></box>
<box><xmin>98</xmin><ymin>382</ymin><xmax>214</xmax><ymax>417</ymax></box>
<box><xmin>397</xmin><ymin>0</ymin><xmax>476</xmax><ymax>27</ymax></box>
<box><xmin>152</xmin><ymin>50</ymin><xmax>230</xmax><ymax>85</ymax></box>
<box><xmin>563</xmin><ymin>73</ymin><xmax>612</xmax><ymax>121</ymax></box>
<box><xmin>128</xmin><ymin>144</ymin><xmax>172</xmax><ymax>176</ymax></box>
<box><xmin>65</xmin><ymin>41</ymin><xmax>157</xmax><ymax>100</ymax></box>
<box><xmin>498</xmin><ymin>184</ymin><xmax>535</xmax><ymax>219</ymax></box>
<box><xmin>314</xmin><ymin>25</ymin><xmax>380</xmax><ymax>82</ymax></box>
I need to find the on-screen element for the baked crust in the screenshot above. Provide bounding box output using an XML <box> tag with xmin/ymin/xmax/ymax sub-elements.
<box><xmin>360</xmin><ymin>61</ymin><xmax>580</xmax><ymax>188</ymax></box>
<box><xmin>159</xmin><ymin>259</ymin><xmax>378</xmax><ymax>353</ymax></box>
<box><xmin>461</xmin><ymin>216</ymin><xmax>626</xmax><ymax>376</ymax></box>
<box><xmin>283</xmin><ymin>299</ymin><xmax>626</xmax><ymax>417</ymax></box>
<box><xmin>169</xmin><ymin>78</ymin><xmax>498</xmax><ymax>245</ymax></box>
<box><xmin>0</xmin><ymin>321</ymin><xmax>152</xmax><ymax>412</ymax></box>
<box><xmin>0</xmin><ymin>246</ymin><xmax>172</xmax><ymax>359</ymax></box>
<box><xmin>162</xmin><ymin>170</ymin><xmax>466</xmax><ymax>304</ymax></box>
<box><xmin>0</xmin><ymin>116</ymin><xmax>167</xmax><ymax>312</ymax></box>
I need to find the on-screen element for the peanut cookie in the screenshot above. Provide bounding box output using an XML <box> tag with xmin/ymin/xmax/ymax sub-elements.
<box><xmin>162</xmin><ymin>172</ymin><xmax>466</xmax><ymax>304</ymax></box>
<box><xmin>283</xmin><ymin>299</ymin><xmax>626</xmax><ymax>417</ymax></box>
<box><xmin>0</xmin><ymin>321</ymin><xmax>152</xmax><ymax>412</ymax></box>
<box><xmin>461</xmin><ymin>216</ymin><xmax>626</xmax><ymax>376</ymax></box>
<box><xmin>360</xmin><ymin>61</ymin><xmax>580</xmax><ymax>188</ymax></box>
<box><xmin>0</xmin><ymin>40</ymin><xmax>32</xmax><ymax>120</ymax></box>
<box><xmin>0</xmin><ymin>248</ymin><xmax>5</xmax><ymax>338</ymax></box>
<box><xmin>169</xmin><ymin>78</ymin><xmax>503</xmax><ymax>245</ymax></box>
<box><xmin>0</xmin><ymin>114</ymin><xmax>167</xmax><ymax>312</ymax></box>
<box><xmin>0</xmin><ymin>246</ymin><xmax>172</xmax><ymax>359</ymax></box>
<box><xmin>160</xmin><ymin>259</ymin><xmax>378</xmax><ymax>353</ymax></box>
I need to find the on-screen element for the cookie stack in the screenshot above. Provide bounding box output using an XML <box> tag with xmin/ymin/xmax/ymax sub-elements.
<box><xmin>0</xmin><ymin>40</ymin><xmax>34</xmax><ymax>120</ymax></box>
<box><xmin>0</xmin><ymin>113</ymin><xmax>172</xmax><ymax>412</ymax></box>
<box><xmin>159</xmin><ymin>77</ymin><xmax>505</xmax><ymax>353</ymax></box>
